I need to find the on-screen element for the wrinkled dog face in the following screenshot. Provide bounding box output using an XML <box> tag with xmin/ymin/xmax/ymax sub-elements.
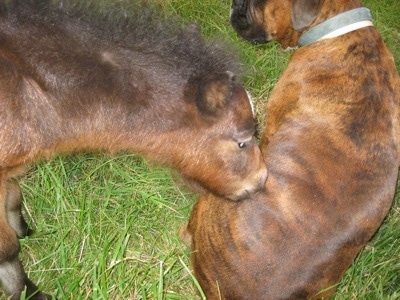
<box><xmin>230</xmin><ymin>0</ymin><xmax>270</xmax><ymax>44</ymax></box>
<box><xmin>230</xmin><ymin>0</ymin><xmax>322</xmax><ymax>49</ymax></box>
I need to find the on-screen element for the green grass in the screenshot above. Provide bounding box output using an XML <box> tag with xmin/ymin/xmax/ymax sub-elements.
<box><xmin>3</xmin><ymin>0</ymin><xmax>399</xmax><ymax>299</ymax></box>
<box><xmin>17</xmin><ymin>154</ymin><xmax>199</xmax><ymax>299</ymax></box>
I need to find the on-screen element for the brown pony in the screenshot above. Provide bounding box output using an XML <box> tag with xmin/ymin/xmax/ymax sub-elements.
<box><xmin>0</xmin><ymin>1</ymin><xmax>267</xmax><ymax>298</ymax></box>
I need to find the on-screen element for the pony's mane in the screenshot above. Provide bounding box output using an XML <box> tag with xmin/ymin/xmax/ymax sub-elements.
<box><xmin>0</xmin><ymin>0</ymin><xmax>242</xmax><ymax>80</ymax></box>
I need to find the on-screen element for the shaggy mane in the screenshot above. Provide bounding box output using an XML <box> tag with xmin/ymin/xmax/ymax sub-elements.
<box><xmin>0</xmin><ymin>0</ymin><xmax>242</xmax><ymax>81</ymax></box>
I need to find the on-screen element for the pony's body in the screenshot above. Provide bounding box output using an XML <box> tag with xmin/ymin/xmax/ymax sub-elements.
<box><xmin>0</xmin><ymin>1</ymin><xmax>267</xmax><ymax>298</ymax></box>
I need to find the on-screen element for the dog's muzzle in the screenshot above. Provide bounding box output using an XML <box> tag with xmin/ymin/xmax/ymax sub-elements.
<box><xmin>230</xmin><ymin>0</ymin><xmax>251</xmax><ymax>31</ymax></box>
<box><xmin>230</xmin><ymin>0</ymin><xmax>271</xmax><ymax>44</ymax></box>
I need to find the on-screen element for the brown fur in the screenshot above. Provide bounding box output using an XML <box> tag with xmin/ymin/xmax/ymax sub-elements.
<box><xmin>181</xmin><ymin>0</ymin><xmax>400</xmax><ymax>298</ymax></box>
<box><xmin>0</xmin><ymin>1</ymin><xmax>268</xmax><ymax>299</ymax></box>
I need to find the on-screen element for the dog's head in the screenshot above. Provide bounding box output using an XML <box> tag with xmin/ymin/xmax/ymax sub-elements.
<box><xmin>230</xmin><ymin>0</ymin><xmax>323</xmax><ymax>48</ymax></box>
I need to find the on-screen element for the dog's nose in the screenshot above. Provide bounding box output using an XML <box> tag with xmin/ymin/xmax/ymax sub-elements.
<box><xmin>250</xmin><ymin>36</ymin><xmax>268</xmax><ymax>44</ymax></box>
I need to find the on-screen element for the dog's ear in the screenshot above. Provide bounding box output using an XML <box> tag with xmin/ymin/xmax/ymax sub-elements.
<box><xmin>291</xmin><ymin>0</ymin><xmax>323</xmax><ymax>31</ymax></box>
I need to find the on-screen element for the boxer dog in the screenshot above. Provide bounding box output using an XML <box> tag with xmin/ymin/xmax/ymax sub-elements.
<box><xmin>180</xmin><ymin>0</ymin><xmax>400</xmax><ymax>298</ymax></box>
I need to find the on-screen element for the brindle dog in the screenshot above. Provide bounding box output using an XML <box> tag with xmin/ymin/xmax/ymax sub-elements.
<box><xmin>180</xmin><ymin>0</ymin><xmax>400</xmax><ymax>298</ymax></box>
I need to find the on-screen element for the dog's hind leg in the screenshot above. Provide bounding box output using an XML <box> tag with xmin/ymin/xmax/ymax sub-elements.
<box><xmin>0</xmin><ymin>179</ymin><xmax>51</xmax><ymax>299</ymax></box>
<box><xmin>6</xmin><ymin>178</ymin><xmax>32</xmax><ymax>237</ymax></box>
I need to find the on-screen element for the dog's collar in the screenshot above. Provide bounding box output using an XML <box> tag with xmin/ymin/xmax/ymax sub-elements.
<box><xmin>298</xmin><ymin>7</ymin><xmax>373</xmax><ymax>47</ymax></box>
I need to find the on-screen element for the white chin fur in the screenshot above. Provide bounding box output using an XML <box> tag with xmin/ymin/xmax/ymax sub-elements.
<box><xmin>283</xmin><ymin>46</ymin><xmax>298</xmax><ymax>51</ymax></box>
<box><xmin>245</xmin><ymin>90</ymin><xmax>256</xmax><ymax>117</ymax></box>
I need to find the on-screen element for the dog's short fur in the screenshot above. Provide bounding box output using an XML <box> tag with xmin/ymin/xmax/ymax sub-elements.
<box><xmin>181</xmin><ymin>0</ymin><xmax>400</xmax><ymax>298</ymax></box>
<box><xmin>0</xmin><ymin>1</ymin><xmax>268</xmax><ymax>298</ymax></box>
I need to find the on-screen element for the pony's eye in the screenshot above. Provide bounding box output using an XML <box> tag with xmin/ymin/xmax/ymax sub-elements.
<box><xmin>236</xmin><ymin>136</ymin><xmax>253</xmax><ymax>149</ymax></box>
<box><xmin>238</xmin><ymin>142</ymin><xmax>247</xmax><ymax>148</ymax></box>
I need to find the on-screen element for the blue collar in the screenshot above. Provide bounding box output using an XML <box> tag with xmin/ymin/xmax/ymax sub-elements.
<box><xmin>298</xmin><ymin>7</ymin><xmax>374</xmax><ymax>47</ymax></box>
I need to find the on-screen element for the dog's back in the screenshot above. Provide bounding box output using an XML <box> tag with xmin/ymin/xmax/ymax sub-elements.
<box><xmin>183</xmin><ymin>0</ymin><xmax>400</xmax><ymax>298</ymax></box>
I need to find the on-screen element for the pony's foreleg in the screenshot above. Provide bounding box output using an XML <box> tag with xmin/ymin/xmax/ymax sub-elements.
<box><xmin>0</xmin><ymin>179</ymin><xmax>51</xmax><ymax>299</ymax></box>
<box><xmin>6</xmin><ymin>178</ymin><xmax>32</xmax><ymax>237</ymax></box>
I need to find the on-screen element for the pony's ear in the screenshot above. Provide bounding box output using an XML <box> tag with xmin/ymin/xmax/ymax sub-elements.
<box><xmin>196</xmin><ymin>71</ymin><xmax>235</xmax><ymax>116</ymax></box>
<box><xmin>291</xmin><ymin>0</ymin><xmax>323</xmax><ymax>31</ymax></box>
